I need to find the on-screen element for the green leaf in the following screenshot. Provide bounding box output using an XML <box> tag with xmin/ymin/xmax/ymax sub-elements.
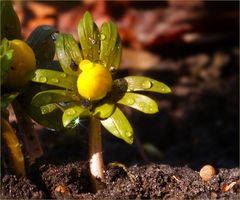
<box><xmin>0</xmin><ymin>38</ymin><xmax>13</xmax><ymax>85</ymax></box>
<box><xmin>93</xmin><ymin>101</ymin><xmax>116</xmax><ymax>119</ymax></box>
<box><xmin>28</xmin><ymin>104</ymin><xmax>64</xmax><ymax>131</ymax></box>
<box><xmin>26</xmin><ymin>25</ymin><xmax>57</xmax><ymax>62</ymax></box>
<box><xmin>40</xmin><ymin>104</ymin><xmax>58</xmax><ymax>115</ymax></box>
<box><xmin>115</xmin><ymin>76</ymin><xmax>171</xmax><ymax>94</ymax></box>
<box><xmin>0</xmin><ymin>1</ymin><xmax>21</xmax><ymax>40</ymax></box>
<box><xmin>78</xmin><ymin>11</ymin><xmax>100</xmax><ymax>61</ymax></box>
<box><xmin>99</xmin><ymin>21</ymin><xmax>118</xmax><ymax>68</ymax></box>
<box><xmin>55</xmin><ymin>33</ymin><xmax>82</xmax><ymax>75</ymax></box>
<box><xmin>62</xmin><ymin>105</ymin><xmax>90</xmax><ymax>128</ymax></box>
<box><xmin>118</xmin><ymin>93</ymin><xmax>158</xmax><ymax>114</ymax></box>
<box><xmin>110</xmin><ymin>36</ymin><xmax>122</xmax><ymax>70</ymax></box>
<box><xmin>31</xmin><ymin>69</ymin><xmax>78</xmax><ymax>91</ymax></box>
<box><xmin>32</xmin><ymin>90</ymin><xmax>80</xmax><ymax>107</ymax></box>
<box><xmin>101</xmin><ymin>107</ymin><xmax>133</xmax><ymax>144</ymax></box>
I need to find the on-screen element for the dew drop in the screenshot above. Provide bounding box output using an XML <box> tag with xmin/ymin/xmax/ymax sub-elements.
<box><xmin>126</xmin><ymin>131</ymin><xmax>132</xmax><ymax>137</ymax></box>
<box><xmin>139</xmin><ymin>102</ymin><xmax>145</xmax><ymax>108</ymax></box>
<box><xmin>39</xmin><ymin>76</ymin><xmax>47</xmax><ymax>83</ymax></box>
<box><xmin>51</xmin><ymin>32</ymin><xmax>58</xmax><ymax>41</ymax></box>
<box><xmin>127</xmin><ymin>98</ymin><xmax>135</xmax><ymax>105</ymax></box>
<box><xmin>61</xmin><ymin>73</ymin><xmax>67</xmax><ymax>78</ymax></box>
<box><xmin>67</xmin><ymin>108</ymin><xmax>76</xmax><ymax>115</ymax></box>
<box><xmin>100</xmin><ymin>34</ymin><xmax>106</xmax><ymax>41</ymax></box>
<box><xmin>41</xmin><ymin>107</ymin><xmax>48</xmax><ymax>114</ymax></box>
<box><xmin>51</xmin><ymin>78</ymin><xmax>59</xmax><ymax>83</ymax></box>
<box><xmin>109</xmin><ymin>66</ymin><xmax>116</xmax><ymax>72</ymax></box>
<box><xmin>142</xmin><ymin>80</ymin><xmax>152</xmax><ymax>89</ymax></box>
<box><xmin>88</xmin><ymin>37</ymin><xmax>96</xmax><ymax>44</ymax></box>
<box><xmin>71</xmin><ymin>94</ymin><xmax>79</xmax><ymax>101</ymax></box>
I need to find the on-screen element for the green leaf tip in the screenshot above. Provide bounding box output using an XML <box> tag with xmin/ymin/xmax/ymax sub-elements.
<box><xmin>115</xmin><ymin>76</ymin><xmax>171</xmax><ymax>94</ymax></box>
<box><xmin>101</xmin><ymin>108</ymin><xmax>133</xmax><ymax>144</ymax></box>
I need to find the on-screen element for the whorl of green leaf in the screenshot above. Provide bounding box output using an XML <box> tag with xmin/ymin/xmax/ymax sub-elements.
<box><xmin>0</xmin><ymin>1</ymin><xmax>21</xmax><ymax>40</ymax></box>
<box><xmin>77</xmin><ymin>11</ymin><xmax>122</xmax><ymax>69</ymax></box>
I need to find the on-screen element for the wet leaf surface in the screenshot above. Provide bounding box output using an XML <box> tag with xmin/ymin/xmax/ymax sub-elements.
<box><xmin>101</xmin><ymin>107</ymin><xmax>133</xmax><ymax>144</ymax></box>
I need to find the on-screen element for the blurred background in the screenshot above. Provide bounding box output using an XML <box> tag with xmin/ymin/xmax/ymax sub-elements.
<box><xmin>13</xmin><ymin>0</ymin><xmax>239</xmax><ymax>169</ymax></box>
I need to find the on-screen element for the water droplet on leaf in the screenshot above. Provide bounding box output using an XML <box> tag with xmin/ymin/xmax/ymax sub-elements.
<box><xmin>61</xmin><ymin>73</ymin><xmax>67</xmax><ymax>78</ymax></box>
<box><xmin>41</xmin><ymin>107</ymin><xmax>48</xmax><ymax>114</ymax></box>
<box><xmin>100</xmin><ymin>34</ymin><xmax>106</xmax><ymax>40</ymax></box>
<box><xmin>127</xmin><ymin>98</ymin><xmax>135</xmax><ymax>105</ymax></box>
<box><xmin>67</xmin><ymin>108</ymin><xmax>76</xmax><ymax>115</ymax></box>
<box><xmin>126</xmin><ymin>131</ymin><xmax>132</xmax><ymax>137</ymax></box>
<box><xmin>109</xmin><ymin>66</ymin><xmax>116</xmax><ymax>72</ymax></box>
<box><xmin>51</xmin><ymin>78</ymin><xmax>59</xmax><ymax>83</ymax></box>
<box><xmin>89</xmin><ymin>37</ymin><xmax>96</xmax><ymax>44</ymax></box>
<box><xmin>39</xmin><ymin>76</ymin><xmax>47</xmax><ymax>83</ymax></box>
<box><xmin>71</xmin><ymin>94</ymin><xmax>79</xmax><ymax>100</ymax></box>
<box><xmin>142</xmin><ymin>80</ymin><xmax>152</xmax><ymax>89</ymax></box>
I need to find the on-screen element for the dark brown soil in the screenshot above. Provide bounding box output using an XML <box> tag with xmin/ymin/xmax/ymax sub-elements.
<box><xmin>1</xmin><ymin>162</ymin><xmax>239</xmax><ymax>199</ymax></box>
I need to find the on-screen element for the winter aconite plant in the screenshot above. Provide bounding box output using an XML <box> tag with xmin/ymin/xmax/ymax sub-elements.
<box><xmin>30</xmin><ymin>12</ymin><xmax>171</xmax><ymax>190</ymax></box>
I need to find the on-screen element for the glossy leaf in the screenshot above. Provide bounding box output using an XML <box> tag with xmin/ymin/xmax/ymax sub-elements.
<box><xmin>26</xmin><ymin>25</ymin><xmax>57</xmax><ymax>62</ymax></box>
<box><xmin>93</xmin><ymin>101</ymin><xmax>116</xmax><ymax>119</ymax></box>
<box><xmin>0</xmin><ymin>38</ymin><xmax>13</xmax><ymax>85</ymax></box>
<box><xmin>32</xmin><ymin>90</ymin><xmax>80</xmax><ymax>107</ymax></box>
<box><xmin>40</xmin><ymin>104</ymin><xmax>58</xmax><ymax>115</ymax></box>
<box><xmin>62</xmin><ymin>105</ymin><xmax>90</xmax><ymax>128</ymax></box>
<box><xmin>101</xmin><ymin>107</ymin><xmax>133</xmax><ymax>144</ymax></box>
<box><xmin>55</xmin><ymin>33</ymin><xmax>82</xmax><ymax>75</ymax></box>
<box><xmin>109</xmin><ymin>37</ymin><xmax>122</xmax><ymax>70</ymax></box>
<box><xmin>99</xmin><ymin>21</ymin><xmax>118</xmax><ymax>68</ymax></box>
<box><xmin>28</xmin><ymin>104</ymin><xmax>64</xmax><ymax>131</ymax></box>
<box><xmin>118</xmin><ymin>93</ymin><xmax>158</xmax><ymax>114</ymax></box>
<box><xmin>115</xmin><ymin>76</ymin><xmax>171</xmax><ymax>94</ymax></box>
<box><xmin>78</xmin><ymin>11</ymin><xmax>100</xmax><ymax>61</ymax></box>
<box><xmin>31</xmin><ymin>69</ymin><xmax>77</xmax><ymax>91</ymax></box>
<box><xmin>0</xmin><ymin>1</ymin><xmax>21</xmax><ymax>40</ymax></box>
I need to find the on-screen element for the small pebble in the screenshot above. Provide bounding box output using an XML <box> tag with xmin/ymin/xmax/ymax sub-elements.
<box><xmin>54</xmin><ymin>185</ymin><xmax>70</xmax><ymax>195</ymax></box>
<box><xmin>199</xmin><ymin>165</ymin><xmax>217</xmax><ymax>181</ymax></box>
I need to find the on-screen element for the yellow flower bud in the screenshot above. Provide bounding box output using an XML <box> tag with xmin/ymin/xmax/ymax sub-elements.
<box><xmin>77</xmin><ymin>60</ymin><xmax>112</xmax><ymax>100</ymax></box>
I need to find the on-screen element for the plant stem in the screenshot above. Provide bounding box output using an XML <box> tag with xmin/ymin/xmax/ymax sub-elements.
<box><xmin>11</xmin><ymin>100</ymin><xmax>43</xmax><ymax>166</ymax></box>
<box><xmin>89</xmin><ymin>116</ymin><xmax>106</xmax><ymax>192</ymax></box>
<box><xmin>1</xmin><ymin>119</ymin><xmax>26</xmax><ymax>176</ymax></box>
